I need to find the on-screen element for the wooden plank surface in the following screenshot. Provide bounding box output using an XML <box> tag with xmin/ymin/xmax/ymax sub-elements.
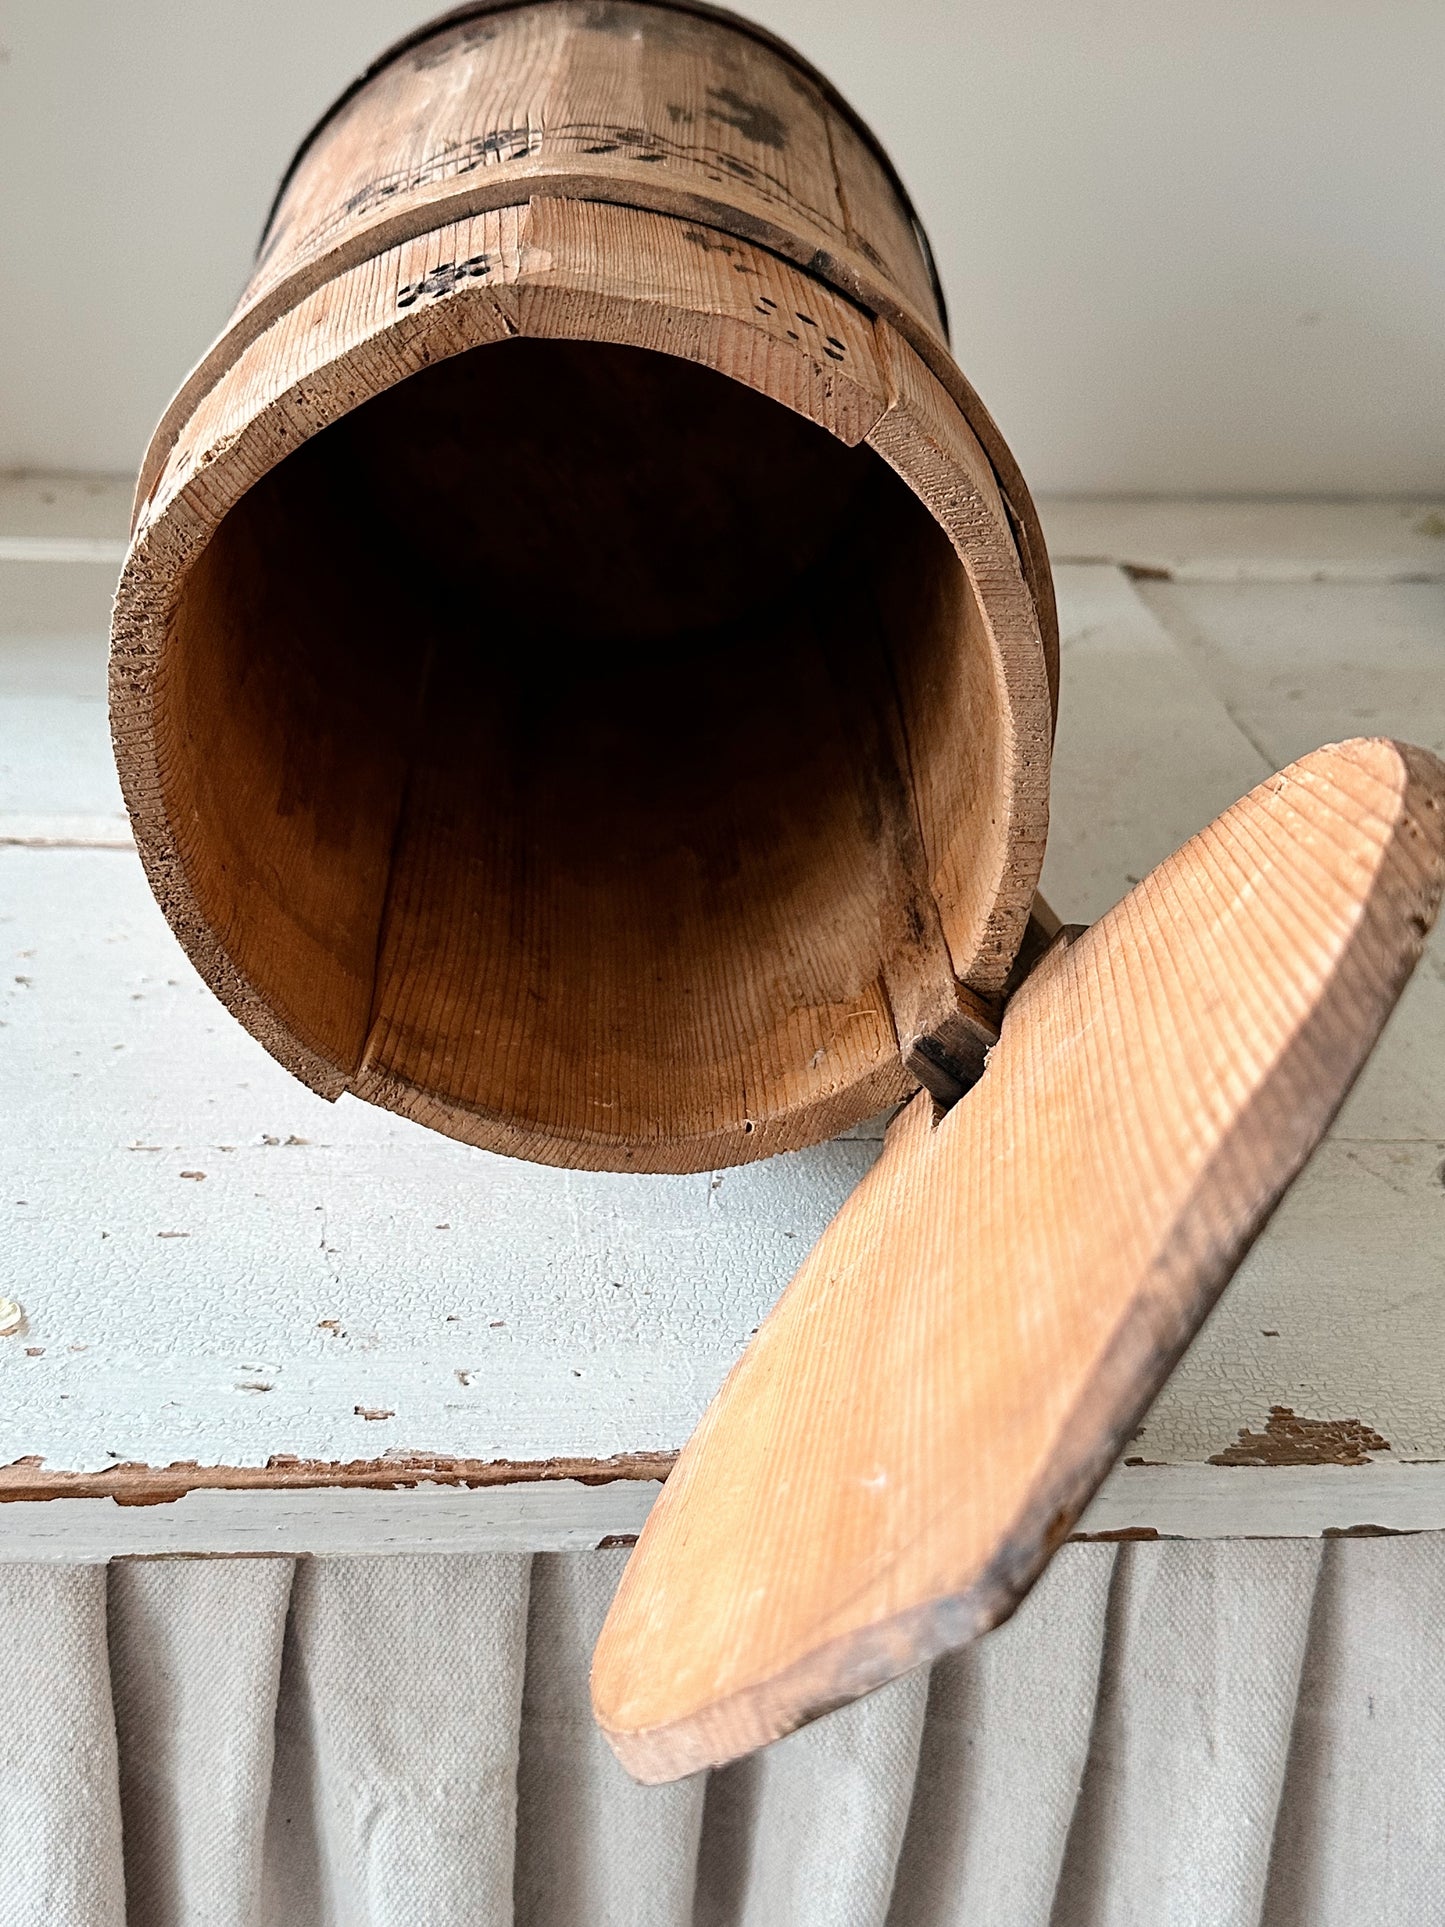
<box><xmin>0</xmin><ymin>1464</ymin><xmax>1436</xmax><ymax>1565</ymax></box>
<box><xmin>1039</xmin><ymin>495</ymin><xmax>1445</xmax><ymax>582</ymax></box>
<box><xmin>2</xmin><ymin>502</ymin><xmax>1443</xmax><ymax>1551</ymax></box>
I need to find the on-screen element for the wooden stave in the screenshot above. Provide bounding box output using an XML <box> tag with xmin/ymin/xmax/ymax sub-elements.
<box><xmin>126</xmin><ymin>0</ymin><xmax>1057</xmax><ymax>714</ymax></box>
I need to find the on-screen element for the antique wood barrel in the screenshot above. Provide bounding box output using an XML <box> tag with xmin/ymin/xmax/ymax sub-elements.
<box><xmin>111</xmin><ymin>0</ymin><xmax>1058</xmax><ymax>1174</ymax></box>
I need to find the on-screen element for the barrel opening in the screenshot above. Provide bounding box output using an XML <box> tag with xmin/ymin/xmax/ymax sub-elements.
<box><xmin>158</xmin><ymin>337</ymin><xmax>999</xmax><ymax>1165</ymax></box>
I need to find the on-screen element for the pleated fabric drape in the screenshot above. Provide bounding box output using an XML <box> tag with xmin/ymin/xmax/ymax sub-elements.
<box><xmin>0</xmin><ymin>1537</ymin><xmax>1440</xmax><ymax>1927</ymax></box>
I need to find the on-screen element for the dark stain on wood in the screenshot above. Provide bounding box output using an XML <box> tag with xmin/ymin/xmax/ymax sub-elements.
<box><xmin>1209</xmin><ymin>1405</ymin><xmax>1391</xmax><ymax>1467</ymax></box>
<box><xmin>705</xmin><ymin>85</ymin><xmax>787</xmax><ymax>149</ymax></box>
<box><xmin>396</xmin><ymin>252</ymin><xmax>498</xmax><ymax>308</ymax></box>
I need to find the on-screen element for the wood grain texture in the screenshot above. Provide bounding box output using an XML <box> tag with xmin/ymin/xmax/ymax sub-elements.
<box><xmin>10</xmin><ymin>536</ymin><xmax>1445</xmax><ymax>1547</ymax></box>
<box><xmin>125</xmin><ymin>0</ymin><xmax>1058</xmax><ymax>699</ymax></box>
<box><xmin>113</xmin><ymin>184</ymin><xmax>1048</xmax><ymax>1172</ymax></box>
<box><xmin>591</xmin><ymin>737</ymin><xmax>1445</xmax><ymax>1781</ymax></box>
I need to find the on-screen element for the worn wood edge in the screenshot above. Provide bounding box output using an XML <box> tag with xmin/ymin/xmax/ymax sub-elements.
<box><xmin>596</xmin><ymin>1280</ymin><xmax>1194</xmax><ymax>1783</ymax></box>
<box><xmin>869</xmin><ymin>324</ymin><xmax>1052</xmax><ymax>995</ymax></box>
<box><xmin>349</xmin><ymin>1056</ymin><xmax>912</xmax><ymax>1176</ymax></box>
<box><xmin>129</xmin><ymin>178</ymin><xmax>1057</xmax><ymax>706</ymax></box>
<box><xmin>596</xmin><ymin>738</ymin><xmax>1445</xmax><ymax>1781</ymax></box>
<box><xmin>0</xmin><ymin>1450</ymin><xmax>672</xmax><ymax>1507</ymax></box>
<box><xmin>112</xmin><ymin>201</ymin><xmax>1038</xmax><ymax>1169</ymax></box>
<box><xmin>605</xmin><ymin>1296</ymin><xmax>1441</xmax><ymax>1784</ymax></box>
<box><xmin>132</xmin><ymin>178</ymin><xmax>934</xmax><ymax>515</ymax></box>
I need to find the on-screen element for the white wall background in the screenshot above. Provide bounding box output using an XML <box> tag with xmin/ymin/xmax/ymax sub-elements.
<box><xmin>1</xmin><ymin>0</ymin><xmax>1441</xmax><ymax>492</ymax></box>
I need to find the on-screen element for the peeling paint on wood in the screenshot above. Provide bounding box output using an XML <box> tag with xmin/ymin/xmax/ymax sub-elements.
<box><xmin>0</xmin><ymin>1451</ymin><xmax>675</xmax><ymax>1508</ymax></box>
<box><xmin>1209</xmin><ymin>1407</ymin><xmax>1392</xmax><ymax>1468</ymax></box>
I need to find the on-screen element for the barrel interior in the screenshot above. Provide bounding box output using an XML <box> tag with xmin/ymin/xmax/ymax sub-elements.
<box><xmin>158</xmin><ymin>337</ymin><xmax>996</xmax><ymax>1164</ymax></box>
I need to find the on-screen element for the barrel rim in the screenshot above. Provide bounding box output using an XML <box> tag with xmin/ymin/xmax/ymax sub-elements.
<box><xmin>113</xmin><ymin>204</ymin><xmax>1050</xmax><ymax>1170</ymax></box>
<box><xmin>257</xmin><ymin>0</ymin><xmax>950</xmax><ymax>340</ymax></box>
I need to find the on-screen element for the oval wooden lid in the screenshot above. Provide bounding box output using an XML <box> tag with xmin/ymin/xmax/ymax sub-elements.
<box><xmin>592</xmin><ymin>737</ymin><xmax>1445</xmax><ymax>1776</ymax></box>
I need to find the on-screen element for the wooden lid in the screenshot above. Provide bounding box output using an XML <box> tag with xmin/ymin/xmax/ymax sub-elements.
<box><xmin>592</xmin><ymin>737</ymin><xmax>1445</xmax><ymax>1776</ymax></box>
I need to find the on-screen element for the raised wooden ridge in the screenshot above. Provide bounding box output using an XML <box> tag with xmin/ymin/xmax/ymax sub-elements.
<box><xmin>261</xmin><ymin>0</ymin><xmax>952</xmax><ymax>327</ymax></box>
<box><xmin>128</xmin><ymin>0</ymin><xmax>1057</xmax><ymax>703</ymax></box>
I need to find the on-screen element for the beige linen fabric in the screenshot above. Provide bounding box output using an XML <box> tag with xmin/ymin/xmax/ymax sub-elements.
<box><xmin>888</xmin><ymin>1537</ymin><xmax>1116</xmax><ymax>1927</ymax></box>
<box><xmin>1051</xmin><ymin>1540</ymin><xmax>1321</xmax><ymax>1927</ymax></box>
<box><xmin>0</xmin><ymin>1538</ymin><xmax>1441</xmax><ymax>1926</ymax></box>
<box><xmin>515</xmin><ymin>1548</ymin><xmax>706</xmax><ymax>1927</ymax></box>
<box><xmin>0</xmin><ymin>1564</ymin><xmax>124</xmax><ymax>1927</ymax></box>
<box><xmin>109</xmin><ymin>1557</ymin><xmax>293</xmax><ymax>1927</ymax></box>
<box><xmin>693</xmin><ymin>1664</ymin><xmax>930</xmax><ymax>1927</ymax></box>
<box><xmin>1262</xmin><ymin>1536</ymin><xmax>1445</xmax><ymax>1924</ymax></box>
<box><xmin>262</xmin><ymin>1554</ymin><xmax>530</xmax><ymax>1927</ymax></box>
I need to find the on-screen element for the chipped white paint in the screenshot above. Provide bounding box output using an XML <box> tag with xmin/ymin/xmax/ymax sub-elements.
<box><xmin>0</xmin><ymin>562</ymin><xmax>130</xmax><ymax>851</ymax></box>
<box><xmin>1</xmin><ymin>835</ymin><xmax>877</xmax><ymax>1470</ymax></box>
<box><xmin>1075</xmin><ymin>1462</ymin><xmax>1445</xmax><ymax>1541</ymax></box>
<box><xmin>0</xmin><ymin>1479</ymin><xmax>663</xmax><ymax>1563</ymax></box>
<box><xmin>1</xmin><ymin>506</ymin><xmax>1442</xmax><ymax>1554</ymax></box>
<box><xmin>0</xmin><ymin>1462</ymin><xmax>1440</xmax><ymax>1564</ymax></box>
<box><xmin>1039</xmin><ymin>564</ymin><xmax>1269</xmax><ymax>922</ymax></box>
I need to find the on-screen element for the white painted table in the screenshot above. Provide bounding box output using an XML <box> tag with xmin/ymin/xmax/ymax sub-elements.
<box><xmin>3</xmin><ymin>481</ymin><xmax>1443</xmax><ymax>1556</ymax></box>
